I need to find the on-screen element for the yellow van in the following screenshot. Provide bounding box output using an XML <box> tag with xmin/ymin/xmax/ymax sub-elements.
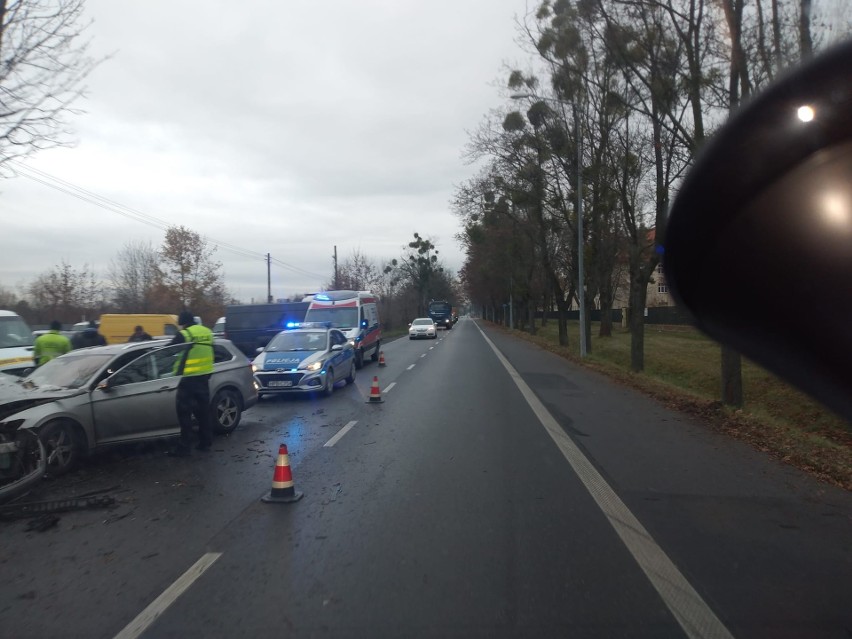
<box><xmin>98</xmin><ymin>314</ymin><xmax>180</xmax><ymax>344</ymax></box>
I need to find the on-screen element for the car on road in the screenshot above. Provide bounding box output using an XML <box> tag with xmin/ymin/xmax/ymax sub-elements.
<box><xmin>408</xmin><ymin>318</ymin><xmax>437</xmax><ymax>340</ymax></box>
<box><xmin>0</xmin><ymin>338</ymin><xmax>258</xmax><ymax>489</ymax></box>
<box><xmin>252</xmin><ymin>323</ymin><xmax>356</xmax><ymax>397</ymax></box>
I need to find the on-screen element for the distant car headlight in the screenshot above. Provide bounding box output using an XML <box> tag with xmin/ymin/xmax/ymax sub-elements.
<box><xmin>304</xmin><ymin>361</ymin><xmax>322</xmax><ymax>372</ymax></box>
<box><xmin>252</xmin><ymin>363</ymin><xmax>259</xmax><ymax>373</ymax></box>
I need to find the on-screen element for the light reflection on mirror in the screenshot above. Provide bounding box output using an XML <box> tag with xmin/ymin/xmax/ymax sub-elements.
<box><xmin>821</xmin><ymin>192</ymin><xmax>851</xmax><ymax>228</ymax></box>
<box><xmin>797</xmin><ymin>105</ymin><xmax>815</xmax><ymax>122</ymax></box>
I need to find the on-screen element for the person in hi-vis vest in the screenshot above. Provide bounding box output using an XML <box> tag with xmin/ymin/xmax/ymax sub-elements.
<box><xmin>167</xmin><ymin>311</ymin><xmax>214</xmax><ymax>457</ymax></box>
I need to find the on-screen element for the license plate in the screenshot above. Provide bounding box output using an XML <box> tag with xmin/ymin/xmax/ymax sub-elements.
<box><xmin>268</xmin><ymin>380</ymin><xmax>293</xmax><ymax>387</ymax></box>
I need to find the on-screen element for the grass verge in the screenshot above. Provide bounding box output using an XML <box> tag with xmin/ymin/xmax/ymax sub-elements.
<box><xmin>491</xmin><ymin>320</ymin><xmax>852</xmax><ymax>491</ymax></box>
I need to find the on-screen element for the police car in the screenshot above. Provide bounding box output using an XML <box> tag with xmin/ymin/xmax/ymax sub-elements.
<box><xmin>252</xmin><ymin>323</ymin><xmax>356</xmax><ymax>397</ymax></box>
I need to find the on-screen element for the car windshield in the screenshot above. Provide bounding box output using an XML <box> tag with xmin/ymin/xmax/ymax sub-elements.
<box><xmin>0</xmin><ymin>316</ymin><xmax>35</xmax><ymax>348</ymax></box>
<box><xmin>303</xmin><ymin>307</ymin><xmax>358</xmax><ymax>328</ymax></box>
<box><xmin>266</xmin><ymin>331</ymin><xmax>327</xmax><ymax>352</ymax></box>
<box><xmin>428</xmin><ymin>302</ymin><xmax>451</xmax><ymax>313</ymax></box>
<box><xmin>25</xmin><ymin>352</ymin><xmax>113</xmax><ymax>389</ymax></box>
<box><xmin>412</xmin><ymin>319</ymin><xmax>433</xmax><ymax>326</ymax></box>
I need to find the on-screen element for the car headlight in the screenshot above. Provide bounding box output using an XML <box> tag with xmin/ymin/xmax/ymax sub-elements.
<box><xmin>304</xmin><ymin>361</ymin><xmax>322</xmax><ymax>372</ymax></box>
<box><xmin>347</xmin><ymin>339</ymin><xmax>355</xmax><ymax>346</ymax></box>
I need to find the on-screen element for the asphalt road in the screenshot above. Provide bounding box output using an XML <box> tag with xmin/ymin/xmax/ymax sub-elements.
<box><xmin>1</xmin><ymin>319</ymin><xmax>850</xmax><ymax>638</ymax></box>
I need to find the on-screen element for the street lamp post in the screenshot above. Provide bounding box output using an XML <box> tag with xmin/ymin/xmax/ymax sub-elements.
<box><xmin>511</xmin><ymin>93</ymin><xmax>587</xmax><ymax>356</ymax></box>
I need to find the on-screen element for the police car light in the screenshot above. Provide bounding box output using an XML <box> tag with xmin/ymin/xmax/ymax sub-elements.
<box><xmin>315</xmin><ymin>293</ymin><xmax>330</xmax><ymax>301</ymax></box>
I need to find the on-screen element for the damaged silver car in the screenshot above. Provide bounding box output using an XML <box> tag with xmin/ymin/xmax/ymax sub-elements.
<box><xmin>0</xmin><ymin>339</ymin><xmax>258</xmax><ymax>501</ymax></box>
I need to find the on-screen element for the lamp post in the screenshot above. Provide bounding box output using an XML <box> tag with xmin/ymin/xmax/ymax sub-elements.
<box><xmin>511</xmin><ymin>93</ymin><xmax>587</xmax><ymax>356</ymax></box>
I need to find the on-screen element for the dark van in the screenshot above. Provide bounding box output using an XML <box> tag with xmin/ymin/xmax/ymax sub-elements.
<box><xmin>224</xmin><ymin>302</ymin><xmax>309</xmax><ymax>357</ymax></box>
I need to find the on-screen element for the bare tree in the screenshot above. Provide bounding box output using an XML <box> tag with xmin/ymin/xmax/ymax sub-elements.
<box><xmin>108</xmin><ymin>240</ymin><xmax>159</xmax><ymax>312</ymax></box>
<box><xmin>0</xmin><ymin>0</ymin><xmax>100</xmax><ymax>175</ymax></box>
<box><xmin>157</xmin><ymin>226</ymin><xmax>228</xmax><ymax>318</ymax></box>
<box><xmin>326</xmin><ymin>249</ymin><xmax>380</xmax><ymax>292</ymax></box>
<box><xmin>27</xmin><ymin>260</ymin><xmax>103</xmax><ymax>323</ymax></box>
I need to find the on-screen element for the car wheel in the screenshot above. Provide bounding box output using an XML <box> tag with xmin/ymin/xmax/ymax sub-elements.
<box><xmin>354</xmin><ymin>349</ymin><xmax>364</xmax><ymax>369</ymax></box>
<box><xmin>212</xmin><ymin>389</ymin><xmax>242</xmax><ymax>434</ymax></box>
<box><xmin>345</xmin><ymin>360</ymin><xmax>356</xmax><ymax>385</ymax></box>
<box><xmin>409</xmin><ymin>336</ymin><xmax>414</xmax><ymax>340</ymax></box>
<box><xmin>39</xmin><ymin>420</ymin><xmax>81</xmax><ymax>477</ymax></box>
<box><xmin>323</xmin><ymin>367</ymin><xmax>335</xmax><ymax>396</ymax></box>
<box><xmin>370</xmin><ymin>341</ymin><xmax>380</xmax><ymax>361</ymax></box>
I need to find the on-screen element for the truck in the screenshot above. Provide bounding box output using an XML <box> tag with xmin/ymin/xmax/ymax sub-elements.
<box><xmin>427</xmin><ymin>300</ymin><xmax>454</xmax><ymax>330</ymax></box>
<box><xmin>303</xmin><ymin>290</ymin><xmax>381</xmax><ymax>369</ymax></box>
<box><xmin>224</xmin><ymin>302</ymin><xmax>310</xmax><ymax>357</ymax></box>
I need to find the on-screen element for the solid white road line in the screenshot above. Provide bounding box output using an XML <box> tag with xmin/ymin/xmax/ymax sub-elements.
<box><xmin>114</xmin><ymin>552</ymin><xmax>222</xmax><ymax>639</ymax></box>
<box><xmin>476</xmin><ymin>325</ymin><xmax>734</xmax><ymax>639</ymax></box>
<box><xmin>407</xmin><ymin>364</ymin><xmax>415</xmax><ymax>370</ymax></box>
<box><xmin>383</xmin><ymin>382</ymin><xmax>396</xmax><ymax>394</ymax></box>
<box><xmin>324</xmin><ymin>420</ymin><xmax>358</xmax><ymax>447</ymax></box>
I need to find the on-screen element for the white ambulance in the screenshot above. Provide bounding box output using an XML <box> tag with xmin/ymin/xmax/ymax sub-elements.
<box><xmin>302</xmin><ymin>291</ymin><xmax>381</xmax><ymax>369</ymax></box>
<box><xmin>0</xmin><ymin>311</ymin><xmax>36</xmax><ymax>376</ymax></box>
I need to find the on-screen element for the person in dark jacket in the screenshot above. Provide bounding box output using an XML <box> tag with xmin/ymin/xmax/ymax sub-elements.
<box><xmin>71</xmin><ymin>321</ymin><xmax>107</xmax><ymax>349</ymax></box>
<box><xmin>128</xmin><ymin>325</ymin><xmax>153</xmax><ymax>342</ymax></box>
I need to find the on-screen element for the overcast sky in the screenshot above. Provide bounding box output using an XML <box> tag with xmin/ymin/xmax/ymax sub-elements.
<box><xmin>1</xmin><ymin>0</ymin><xmax>535</xmax><ymax>303</ymax></box>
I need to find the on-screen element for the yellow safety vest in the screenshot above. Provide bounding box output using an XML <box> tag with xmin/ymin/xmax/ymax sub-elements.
<box><xmin>34</xmin><ymin>330</ymin><xmax>72</xmax><ymax>366</ymax></box>
<box><xmin>181</xmin><ymin>324</ymin><xmax>214</xmax><ymax>376</ymax></box>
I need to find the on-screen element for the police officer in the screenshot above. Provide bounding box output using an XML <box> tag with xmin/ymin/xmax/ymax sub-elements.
<box><xmin>168</xmin><ymin>311</ymin><xmax>214</xmax><ymax>456</ymax></box>
<box><xmin>33</xmin><ymin>320</ymin><xmax>71</xmax><ymax>366</ymax></box>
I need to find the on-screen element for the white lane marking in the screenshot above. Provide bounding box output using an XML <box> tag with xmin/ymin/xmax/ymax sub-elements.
<box><xmin>324</xmin><ymin>420</ymin><xmax>358</xmax><ymax>447</ymax></box>
<box><xmin>429</xmin><ymin>346</ymin><xmax>435</xmax><ymax>350</ymax></box>
<box><xmin>420</xmin><ymin>354</ymin><xmax>426</xmax><ymax>358</ymax></box>
<box><xmin>114</xmin><ymin>552</ymin><xmax>222</xmax><ymax>639</ymax></box>
<box><xmin>407</xmin><ymin>364</ymin><xmax>415</xmax><ymax>370</ymax></box>
<box><xmin>476</xmin><ymin>326</ymin><xmax>734</xmax><ymax>639</ymax></box>
<box><xmin>383</xmin><ymin>382</ymin><xmax>396</xmax><ymax>394</ymax></box>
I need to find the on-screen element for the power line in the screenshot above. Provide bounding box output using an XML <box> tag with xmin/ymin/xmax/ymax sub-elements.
<box><xmin>10</xmin><ymin>160</ymin><xmax>328</xmax><ymax>280</ymax></box>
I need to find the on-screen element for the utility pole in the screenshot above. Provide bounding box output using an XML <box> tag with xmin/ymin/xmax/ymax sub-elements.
<box><xmin>333</xmin><ymin>245</ymin><xmax>339</xmax><ymax>289</ymax></box>
<box><xmin>266</xmin><ymin>253</ymin><xmax>273</xmax><ymax>303</ymax></box>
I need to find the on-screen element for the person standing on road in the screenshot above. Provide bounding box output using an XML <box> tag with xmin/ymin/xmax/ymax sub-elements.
<box><xmin>168</xmin><ymin>310</ymin><xmax>215</xmax><ymax>457</ymax></box>
<box><xmin>127</xmin><ymin>325</ymin><xmax>153</xmax><ymax>342</ymax></box>
<box><xmin>33</xmin><ymin>320</ymin><xmax>71</xmax><ymax>366</ymax></box>
<box><xmin>71</xmin><ymin>321</ymin><xmax>107</xmax><ymax>349</ymax></box>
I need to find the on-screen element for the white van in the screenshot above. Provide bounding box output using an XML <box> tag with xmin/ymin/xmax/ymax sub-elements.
<box><xmin>302</xmin><ymin>291</ymin><xmax>381</xmax><ymax>369</ymax></box>
<box><xmin>0</xmin><ymin>311</ymin><xmax>36</xmax><ymax>376</ymax></box>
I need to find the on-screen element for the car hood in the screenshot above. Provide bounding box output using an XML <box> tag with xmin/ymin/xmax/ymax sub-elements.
<box><xmin>0</xmin><ymin>376</ymin><xmax>85</xmax><ymax>422</ymax></box>
<box><xmin>255</xmin><ymin>351</ymin><xmax>323</xmax><ymax>371</ymax></box>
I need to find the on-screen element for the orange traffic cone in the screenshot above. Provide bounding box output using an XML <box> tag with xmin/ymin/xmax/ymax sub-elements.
<box><xmin>262</xmin><ymin>444</ymin><xmax>303</xmax><ymax>503</ymax></box>
<box><xmin>366</xmin><ymin>376</ymin><xmax>384</xmax><ymax>403</ymax></box>
<box><xmin>378</xmin><ymin>351</ymin><xmax>386</xmax><ymax>367</ymax></box>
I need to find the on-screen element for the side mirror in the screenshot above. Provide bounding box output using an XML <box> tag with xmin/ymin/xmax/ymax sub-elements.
<box><xmin>331</xmin><ymin>344</ymin><xmax>343</xmax><ymax>352</ymax></box>
<box><xmin>255</xmin><ymin>347</ymin><xmax>263</xmax><ymax>354</ymax></box>
<box><xmin>664</xmin><ymin>40</ymin><xmax>852</xmax><ymax>419</ymax></box>
<box><xmin>97</xmin><ymin>380</ymin><xmax>112</xmax><ymax>391</ymax></box>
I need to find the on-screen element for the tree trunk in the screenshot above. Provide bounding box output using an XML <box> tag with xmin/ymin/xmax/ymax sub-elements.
<box><xmin>721</xmin><ymin>345</ymin><xmax>743</xmax><ymax>406</ymax></box>
<box><xmin>628</xmin><ymin>273</ymin><xmax>649</xmax><ymax>372</ymax></box>
<box><xmin>799</xmin><ymin>0</ymin><xmax>813</xmax><ymax>58</ymax></box>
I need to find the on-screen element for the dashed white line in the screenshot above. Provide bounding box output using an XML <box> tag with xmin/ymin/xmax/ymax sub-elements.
<box><xmin>114</xmin><ymin>552</ymin><xmax>222</xmax><ymax>639</ymax></box>
<box><xmin>407</xmin><ymin>364</ymin><xmax>415</xmax><ymax>370</ymax></box>
<box><xmin>324</xmin><ymin>420</ymin><xmax>358</xmax><ymax>447</ymax></box>
<box><xmin>383</xmin><ymin>382</ymin><xmax>396</xmax><ymax>394</ymax></box>
<box><xmin>420</xmin><ymin>354</ymin><xmax>426</xmax><ymax>358</ymax></box>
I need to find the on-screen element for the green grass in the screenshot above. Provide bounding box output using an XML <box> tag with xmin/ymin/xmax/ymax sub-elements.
<box><xmin>499</xmin><ymin>320</ymin><xmax>852</xmax><ymax>490</ymax></box>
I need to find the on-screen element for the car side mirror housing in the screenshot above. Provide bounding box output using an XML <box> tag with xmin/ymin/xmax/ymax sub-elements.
<box><xmin>331</xmin><ymin>344</ymin><xmax>343</xmax><ymax>352</ymax></box>
<box><xmin>664</xmin><ymin>40</ymin><xmax>852</xmax><ymax>419</ymax></box>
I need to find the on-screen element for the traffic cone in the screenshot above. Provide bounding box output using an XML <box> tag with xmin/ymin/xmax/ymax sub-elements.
<box><xmin>366</xmin><ymin>376</ymin><xmax>384</xmax><ymax>403</ymax></box>
<box><xmin>261</xmin><ymin>444</ymin><xmax>303</xmax><ymax>503</ymax></box>
<box><xmin>378</xmin><ymin>351</ymin><xmax>386</xmax><ymax>367</ymax></box>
